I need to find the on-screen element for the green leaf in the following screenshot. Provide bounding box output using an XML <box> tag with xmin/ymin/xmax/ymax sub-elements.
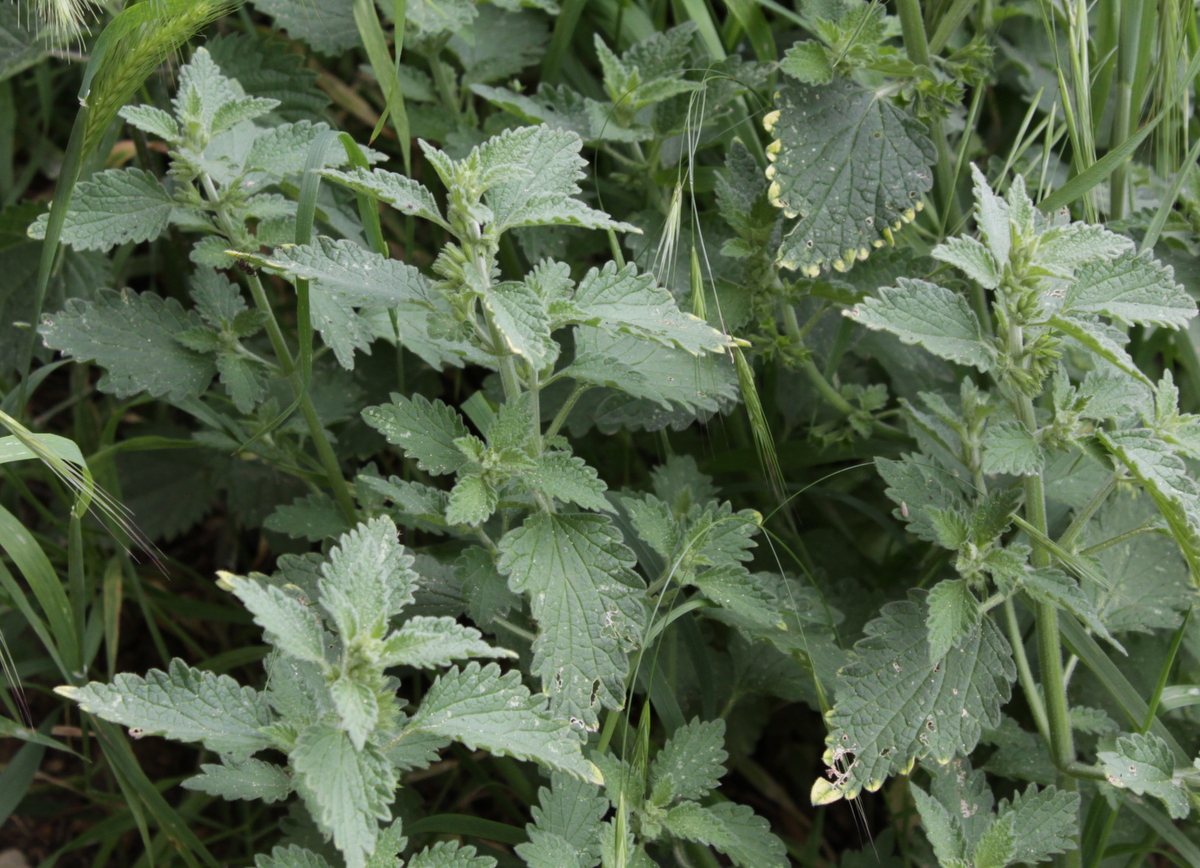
<box><xmin>454</xmin><ymin>546</ymin><xmax>521</xmax><ymax>626</ymax></box>
<box><xmin>484</xmin><ymin>279</ymin><xmax>555</xmax><ymax>366</ymax></box>
<box><xmin>257</xmin><ymin>844</ymin><xmax>336</xmax><ymax>868</ymax></box>
<box><xmin>318</xmin><ymin>167</ymin><xmax>448</xmax><ymax>228</ymax></box>
<box><xmin>523</xmin><ymin>451</ymin><xmax>611</xmax><ymax>513</ymax></box>
<box><xmin>446</xmin><ymin>474</ymin><xmax>498</xmax><ymax>527</ymax></box>
<box><xmin>364</xmin><ymin>394</ymin><xmax>472</xmax><ymax>476</ymax></box>
<box><xmin>779</xmin><ymin>40</ymin><xmax>832</xmax><ymax>84</ymax></box>
<box><xmin>320</xmin><ymin>517</ymin><xmax>419</xmax><ymax>642</ymax></box>
<box><xmin>181</xmin><ymin>757</ymin><xmax>293</xmax><ymax>803</ymax></box>
<box><xmin>925</xmin><ymin>579</ymin><xmax>980</xmax><ymax>662</ymax></box>
<box><xmin>1046</xmin><ymin>313</ymin><xmax>1151</xmax><ymax>387</ymax></box>
<box><xmin>517</xmin><ymin>772</ymin><xmax>607</xmax><ymax>868</ymax></box>
<box><xmin>407</xmin><ymin>841</ymin><xmax>497</xmax><ymax>868</ymax></box>
<box><xmin>223</xmin><ymin>575</ymin><xmax>326</xmax><ymax>665</ymax></box>
<box><xmin>982</xmin><ymin>420</ymin><xmax>1044</xmax><ymax>476</ymax></box>
<box><xmin>1097</xmin><ymin>429</ymin><xmax>1200</xmax><ymax>577</ymax></box>
<box><xmin>571</xmin><ymin>262</ymin><xmax>729</xmax><ymax>354</ymax></box>
<box><xmin>648</xmin><ymin>717</ymin><xmax>728</xmax><ymax>806</ymax></box>
<box><xmin>848</xmin><ymin>279</ymin><xmax>994</xmax><ymax>371</ymax></box>
<box><xmin>1063</xmin><ymin>251</ymin><xmax>1195</xmax><ymax>328</ymax></box>
<box><xmin>401</xmin><ymin>662</ymin><xmax>602</xmax><ymax>782</ymax></box>
<box><xmin>819</xmin><ymin>595</ymin><xmax>1014</xmax><ymax>801</ymax></box>
<box><xmin>910</xmin><ymin>784</ymin><xmax>965</xmax><ymax>865</ymax></box>
<box><xmin>252</xmin><ymin>0</ymin><xmax>361</xmax><ymax>54</ymax></box>
<box><xmin>933</xmin><ymin>235</ymin><xmax>1001</xmax><ymax>290</ymax></box>
<box><xmin>256</xmin><ymin>237</ymin><xmax>434</xmax><ymax>308</ymax></box>
<box><xmin>207</xmin><ymin>31</ymin><xmax>329</xmax><ymax>122</ymax></box>
<box><xmin>39</xmin><ymin>290</ymin><xmax>217</xmax><ymax>400</ymax></box>
<box><xmin>57</xmin><ymin>659</ymin><xmax>274</xmax><ymax>761</ymax></box>
<box><xmin>1099</xmin><ymin>732</ymin><xmax>1190</xmax><ymax>819</ymax></box>
<box><xmin>378</xmin><ymin>616</ymin><xmax>515</xmax><ymax>668</ymax></box>
<box><xmin>216</xmin><ymin>351</ymin><xmax>269</xmax><ymax>412</ymax></box>
<box><xmin>449</xmin><ymin>5</ymin><xmax>549</xmax><ymax>85</ymax></box>
<box><xmin>291</xmin><ymin>723</ymin><xmax>397</xmax><ymax>868</ymax></box>
<box><xmin>362</xmin><ymin>475</ymin><xmax>450</xmax><ymax>528</ymax></box>
<box><xmin>971</xmin><ymin>814</ymin><xmax>1016</xmax><ymax>868</ymax></box>
<box><xmin>265</xmin><ymin>492</ymin><xmax>352</xmax><ymax>542</ymax></box>
<box><xmin>996</xmin><ymin>785</ymin><xmax>1080</xmax><ymax>865</ymax></box>
<box><xmin>768</xmin><ymin>79</ymin><xmax>935</xmax><ymax>275</ymax></box>
<box><xmin>661</xmin><ymin>801</ymin><xmax>788</xmax><ymax>868</ymax></box>
<box><xmin>470</xmin><ymin>126</ymin><xmax>637</xmax><ymax>232</ymax></box>
<box><xmin>1022</xmin><ymin>568</ymin><xmax>1123</xmax><ymax>652</ymax></box>
<box><xmin>497</xmin><ymin>512</ymin><xmax>646</xmax><ymax>730</ymax></box>
<box><xmin>876</xmin><ymin>454</ymin><xmax>967</xmax><ymax>544</ymax></box>
<box><xmin>27</xmin><ymin>168</ymin><xmax>175</xmax><ymax>250</ymax></box>
<box><xmin>119</xmin><ymin>104</ymin><xmax>181</xmax><ymax>141</ymax></box>
<box><xmin>690</xmin><ymin>568</ymin><xmax>787</xmax><ymax>632</ymax></box>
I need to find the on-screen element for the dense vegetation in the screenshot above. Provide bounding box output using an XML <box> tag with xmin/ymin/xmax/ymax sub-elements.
<box><xmin>4</xmin><ymin>0</ymin><xmax>1200</xmax><ymax>866</ymax></box>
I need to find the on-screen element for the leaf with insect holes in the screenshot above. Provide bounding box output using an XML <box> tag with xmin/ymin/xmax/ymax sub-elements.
<box><xmin>848</xmin><ymin>279</ymin><xmax>995</xmax><ymax>370</ymax></box>
<box><xmin>1099</xmin><ymin>732</ymin><xmax>1190</xmax><ymax>818</ymax></box>
<box><xmin>497</xmin><ymin>512</ymin><xmax>646</xmax><ymax>730</ymax></box>
<box><xmin>28</xmin><ymin>168</ymin><xmax>174</xmax><ymax>252</ymax></box>
<box><xmin>291</xmin><ymin>723</ymin><xmax>397</xmax><ymax>868</ymax></box>
<box><xmin>1062</xmin><ymin>250</ymin><xmax>1196</xmax><ymax>328</ymax></box>
<box><xmin>816</xmin><ymin>593</ymin><xmax>1015</xmax><ymax>802</ymax></box>
<box><xmin>363</xmin><ymin>394</ymin><xmax>472</xmax><ymax>476</ymax></box>
<box><xmin>57</xmin><ymin>659</ymin><xmax>274</xmax><ymax>761</ymax></box>
<box><xmin>768</xmin><ymin>79</ymin><xmax>935</xmax><ymax>274</ymax></box>
<box><xmin>181</xmin><ymin>757</ymin><xmax>293</xmax><ymax>803</ymax></box>
<box><xmin>400</xmin><ymin>662</ymin><xmax>601</xmax><ymax>782</ymax></box>
<box><xmin>39</xmin><ymin>290</ymin><xmax>216</xmax><ymax>401</ymax></box>
<box><xmin>662</xmin><ymin>802</ymin><xmax>788</xmax><ymax>868</ymax></box>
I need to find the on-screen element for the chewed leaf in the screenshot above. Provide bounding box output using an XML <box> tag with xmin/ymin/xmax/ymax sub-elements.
<box><xmin>767</xmin><ymin>79</ymin><xmax>935</xmax><ymax>275</ymax></box>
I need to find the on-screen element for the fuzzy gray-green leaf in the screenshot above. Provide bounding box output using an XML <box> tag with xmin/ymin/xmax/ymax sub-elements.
<box><xmin>849</xmin><ymin>279</ymin><xmax>994</xmax><ymax>370</ymax></box>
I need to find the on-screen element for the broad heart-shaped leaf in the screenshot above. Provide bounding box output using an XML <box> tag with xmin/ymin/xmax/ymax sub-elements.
<box><xmin>377</xmin><ymin>615</ymin><xmax>515</xmax><ymax>668</ymax></box>
<box><xmin>255</xmin><ymin>238</ymin><xmax>434</xmax><ymax>309</ymax></box>
<box><xmin>516</xmin><ymin>773</ymin><xmax>607</xmax><ymax>868</ymax></box>
<box><xmin>1098</xmin><ymin>429</ymin><xmax>1200</xmax><ymax>579</ymax></box>
<box><xmin>181</xmin><ymin>757</ymin><xmax>292</xmax><ymax>803</ymax></box>
<box><xmin>521</xmin><ymin>451</ymin><xmax>611</xmax><ymax>513</ymax></box>
<box><xmin>318</xmin><ymin>167</ymin><xmax>449</xmax><ymax>229</ymax></box>
<box><xmin>497</xmin><ymin>512</ymin><xmax>646</xmax><ymax>731</ymax></box>
<box><xmin>291</xmin><ymin>723</ymin><xmax>397</xmax><ymax>868</ymax></box>
<box><xmin>57</xmin><ymin>659</ymin><xmax>274</xmax><ymax>761</ymax></box>
<box><xmin>817</xmin><ymin>594</ymin><xmax>1015</xmax><ymax>802</ymax></box>
<box><xmin>363</xmin><ymin>394</ymin><xmax>471</xmax><ymax>476</ymax></box>
<box><xmin>767</xmin><ymin>79</ymin><xmax>935</xmax><ymax>275</ymax></box>
<box><xmin>661</xmin><ymin>802</ymin><xmax>789</xmax><ymax>868</ymax></box>
<box><xmin>848</xmin><ymin>279</ymin><xmax>995</xmax><ymax>371</ymax></box>
<box><xmin>39</xmin><ymin>290</ymin><xmax>217</xmax><ymax>401</ymax></box>
<box><xmin>648</xmin><ymin>717</ymin><xmax>728</xmax><ymax>806</ymax></box>
<box><xmin>570</xmin><ymin>262</ymin><xmax>730</xmax><ymax>355</ymax></box>
<box><xmin>996</xmin><ymin>785</ymin><xmax>1080</xmax><ymax>864</ymax></box>
<box><xmin>27</xmin><ymin>168</ymin><xmax>173</xmax><ymax>251</ymax></box>
<box><xmin>1099</xmin><ymin>732</ymin><xmax>1190</xmax><ymax>819</ymax></box>
<box><xmin>400</xmin><ymin>662</ymin><xmax>602</xmax><ymax>782</ymax></box>
<box><xmin>1062</xmin><ymin>250</ymin><xmax>1195</xmax><ymax>328</ymax></box>
<box><xmin>472</xmin><ymin>126</ymin><xmax>636</xmax><ymax>232</ymax></box>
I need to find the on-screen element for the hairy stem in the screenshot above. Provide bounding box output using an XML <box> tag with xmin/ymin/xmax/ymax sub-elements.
<box><xmin>1003</xmin><ymin>597</ymin><xmax>1050</xmax><ymax>742</ymax></box>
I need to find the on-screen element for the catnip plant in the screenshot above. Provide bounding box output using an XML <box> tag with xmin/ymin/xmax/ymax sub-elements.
<box><xmin>811</xmin><ymin>167</ymin><xmax>1200</xmax><ymax>866</ymax></box>
<box><xmin>41</xmin><ymin>44</ymin><xmax>806</xmax><ymax>868</ymax></box>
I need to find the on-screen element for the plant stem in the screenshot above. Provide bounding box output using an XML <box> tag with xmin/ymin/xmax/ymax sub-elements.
<box><xmin>545</xmin><ymin>383</ymin><xmax>589</xmax><ymax>441</ymax></box>
<box><xmin>1003</xmin><ymin>597</ymin><xmax>1051</xmax><ymax>742</ymax></box>
<box><xmin>1078</xmin><ymin>521</ymin><xmax>1163</xmax><ymax>556</ymax></box>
